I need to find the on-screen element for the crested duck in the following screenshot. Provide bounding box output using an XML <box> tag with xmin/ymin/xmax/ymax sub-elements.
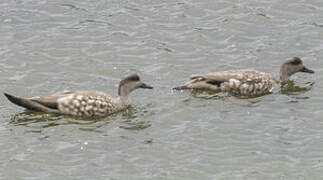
<box><xmin>174</xmin><ymin>57</ymin><xmax>314</xmax><ymax>96</ymax></box>
<box><xmin>4</xmin><ymin>73</ymin><xmax>153</xmax><ymax>117</ymax></box>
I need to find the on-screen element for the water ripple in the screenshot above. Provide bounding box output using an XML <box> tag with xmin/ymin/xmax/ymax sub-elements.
<box><xmin>1</xmin><ymin>0</ymin><xmax>323</xmax><ymax>179</ymax></box>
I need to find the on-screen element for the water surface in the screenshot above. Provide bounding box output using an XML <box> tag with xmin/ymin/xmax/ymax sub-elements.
<box><xmin>1</xmin><ymin>0</ymin><xmax>323</xmax><ymax>179</ymax></box>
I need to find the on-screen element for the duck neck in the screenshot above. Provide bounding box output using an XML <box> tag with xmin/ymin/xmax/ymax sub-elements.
<box><xmin>279</xmin><ymin>66</ymin><xmax>291</xmax><ymax>84</ymax></box>
<box><xmin>118</xmin><ymin>84</ymin><xmax>132</xmax><ymax>97</ymax></box>
<box><xmin>116</xmin><ymin>96</ymin><xmax>130</xmax><ymax>108</ymax></box>
<box><xmin>118</xmin><ymin>85</ymin><xmax>132</xmax><ymax>107</ymax></box>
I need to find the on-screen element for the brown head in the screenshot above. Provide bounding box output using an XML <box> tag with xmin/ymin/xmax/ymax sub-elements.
<box><xmin>118</xmin><ymin>73</ymin><xmax>153</xmax><ymax>97</ymax></box>
<box><xmin>279</xmin><ymin>57</ymin><xmax>314</xmax><ymax>83</ymax></box>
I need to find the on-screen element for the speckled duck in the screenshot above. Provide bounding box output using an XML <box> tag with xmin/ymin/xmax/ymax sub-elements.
<box><xmin>4</xmin><ymin>73</ymin><xmax>153</xmax><ymax>117</ymax></box>
<box><xmin>174</xmin><ymin>57</ymin><xmax>314</xmax><ymax>96</ymax></box>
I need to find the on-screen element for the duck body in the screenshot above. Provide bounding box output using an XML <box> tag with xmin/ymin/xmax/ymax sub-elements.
<box><xmin>175</xmin><ymin>57</ymin><xmax>314</xmax><ymax>97</ymax></box>
<box><xmin>4</xmin><ymin>74</ymin><xmax>153</xmax><ymax>117</ymax></box>
<box><xmin>176</xmin><ymin>70</ymin><xmax>279</xmax><ymax>96</ymax></box>
<box><xmin>56</xmin><ymin>91</ymin><xmax>127</xmax><ymax>117</ymax></box>
<box><xmin>5</xmin><ymin>90</ymin><xmax>126</xmax><ymax>117</ymax></box>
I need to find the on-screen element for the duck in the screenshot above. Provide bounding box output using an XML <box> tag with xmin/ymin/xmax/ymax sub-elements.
<box><xmin>4</xmin><ymin>73</ymin><xmax>153</xmax><ymax>117</ymax></box>
<box><xmin>174</xmin><ymin>57</ymin><xmax>314</xmax><ymax>96</ymax></box>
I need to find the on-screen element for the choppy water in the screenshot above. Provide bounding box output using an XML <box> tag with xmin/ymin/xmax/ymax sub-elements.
<box><xmin>1</xmin><ymin>0</ymin><xmax>323</xmax><ymax>179</ymax></box>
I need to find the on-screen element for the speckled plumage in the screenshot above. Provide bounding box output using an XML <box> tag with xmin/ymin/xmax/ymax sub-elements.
<box><xmin>183</xmin><ymin>70</ymin><xmax>278</xmax><ymax>96</ymax></box>
<box><xmin>175</xmin><ymin>57</ymin><xmax>314</xmax><ymax>97</ymax></box>
<box><xmin>4</xmin><ymin>74</ymin><xmax>153</xmax><ymax>117</ymax></box>
<box><xmin>56</xmin><ymin>91</ymin><xmax>119</xmax><ymax>117</ymax></box>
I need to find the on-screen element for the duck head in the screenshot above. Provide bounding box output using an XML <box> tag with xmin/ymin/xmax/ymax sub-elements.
<box><xmin>279</xmin><ymin>57</ymin><xmax>314</xmax><ymax>83</ymax></box>
<box><xmin>118</xmin><ymin>73</ymin><xmax>153</xmax><ymax>97</ymax></box>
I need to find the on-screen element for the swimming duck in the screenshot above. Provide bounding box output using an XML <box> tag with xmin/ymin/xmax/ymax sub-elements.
<box><xmin>174</xmin><ymin>57</ymin><xmax>314</xmax><ymax>96</ymax></box>
<box><xmin>4</xmin><ymin>73</ymin><xmax>153</xmax><ymax>117</ymax></box>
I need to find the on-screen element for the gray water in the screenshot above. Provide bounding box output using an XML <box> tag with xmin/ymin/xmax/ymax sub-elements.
<box><xmin>0</xmin><ymin>0</ymin><xmax>323</xmax><ymax>179</ymax></box>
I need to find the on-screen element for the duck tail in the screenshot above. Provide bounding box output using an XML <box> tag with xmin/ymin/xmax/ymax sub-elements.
<box><xmin>4</xmin><ymin>93</ymin><xmax>58</xmax><ymax>113</ymax></box>
<box><xmin>4</xmin><ymin>93</ymin><xmax>29</xmax><ymax>108</ymax></box>
<box><xmin>173</xmin><ymin>78</ymin><xmax>202</xmax><ymax>91</ymax></box>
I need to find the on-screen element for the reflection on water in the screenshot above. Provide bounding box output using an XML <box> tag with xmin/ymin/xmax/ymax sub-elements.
<box><xmin>10</xmin><ymin>111</ymin><xmax>62</xmax><ymax>127</ymax></box>
<box><xmin>119</xmin><ymin>105</ymin><xmax>152</xmax><ymax>130</ymax></box>
<box><xmin>9</xmin><ymin>105</ymin><xmax>152</xmax><ymax>132</ymax></box>
<box><xmin>190</xmin><ymin>90</ymin><xmax>228</xmax><ymax>100</ymax></box>
<box><xmin>280</xmin><ymin>80</ymin><xmax>314</xmax><ymax>95</ymax></box>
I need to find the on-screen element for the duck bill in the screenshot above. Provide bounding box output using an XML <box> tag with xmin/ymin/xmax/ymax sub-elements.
<box><xmin>140</xmin><ymin>83</ymin><xmax>153</xmax><ymax>89</ymax></box>
<box><xmin>301</xmin><ymin>66</ymin><xmax>315</xmax><ymax>73</ymax></box>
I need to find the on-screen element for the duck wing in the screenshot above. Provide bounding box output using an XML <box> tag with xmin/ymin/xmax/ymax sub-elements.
<box><xmin>27</xmin><ymin>90</ymin><xmax>77</xmax><ymax>109</ymax></box>
<box><xmin>4</xmin><ymin>90</ymin><xmax>84</xmax><ymax>113</ymax></box>
<box><xmin>174</xmin><ymin>70</ymin><xmax>245</xmax><ymax>91</ymax></box>
<box><xmin>191</xmin><ymin>70</ymin><xmax>269</xmax><ymax>82</ymax></box>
